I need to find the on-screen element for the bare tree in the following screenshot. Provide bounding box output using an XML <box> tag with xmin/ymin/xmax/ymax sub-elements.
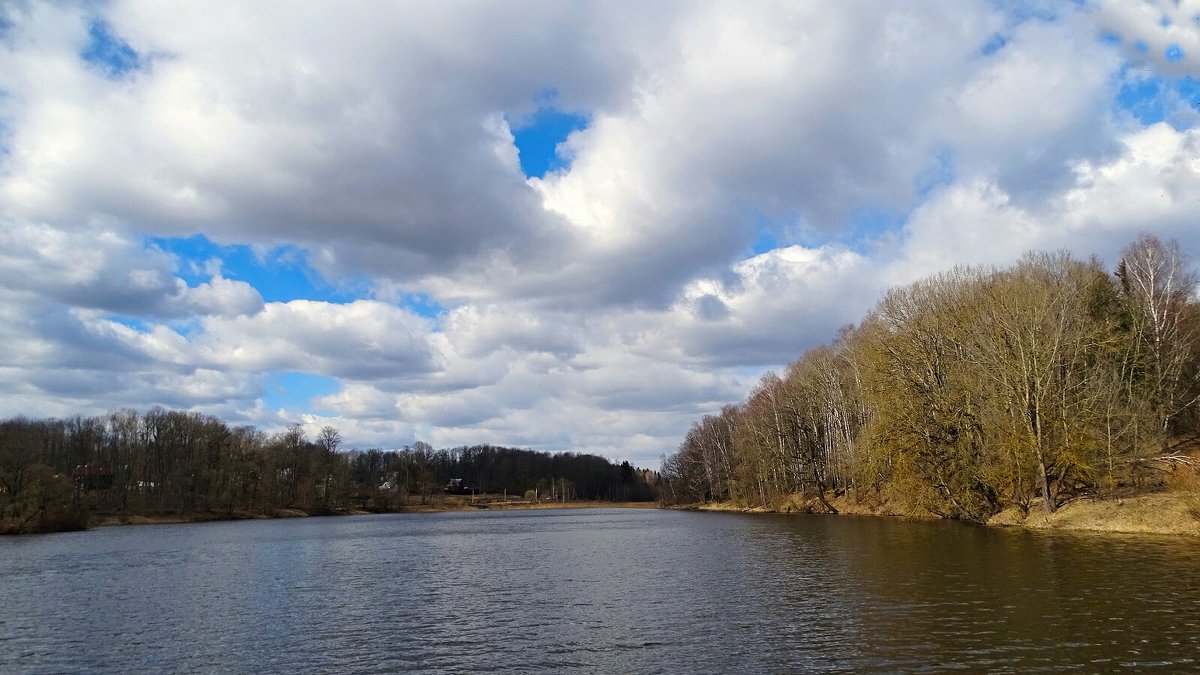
<box><xmin>1118</xmin><ymin>235</ymin><xmax>1200</xmax><ymax>448</ymax></box>
<box><xmin>318</xmin><ymin>426</ymin><xmax>342</xmax><ymax>509</ymax></box>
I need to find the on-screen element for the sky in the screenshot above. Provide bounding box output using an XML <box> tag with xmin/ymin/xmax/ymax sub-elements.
<box><xmin>1</xmin><ymin>1</ymin><xmax>1199</xmax><ymax>468</ymax></box>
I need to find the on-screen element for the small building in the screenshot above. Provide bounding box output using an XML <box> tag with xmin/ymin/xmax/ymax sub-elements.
<box><xmin>73</xmin><ymin>463</ymin><xmax>114</xmax><ymax>490</ymax></box>
<box><xmin>444</xmin><ymin>478</ymin><xmax>475</xmax><ymax>495</ymax></box>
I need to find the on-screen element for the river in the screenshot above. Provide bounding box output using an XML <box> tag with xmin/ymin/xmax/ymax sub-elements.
<box><xmin>2</xmin><ymin>508</ymin><xmax>1199</xmax><ymax>672</ymax></box>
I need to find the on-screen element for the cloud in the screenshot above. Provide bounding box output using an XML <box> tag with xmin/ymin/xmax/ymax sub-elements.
<box><xmin>178</xmin><ymin>274</ymin><xmax>264</xmax><ymax>318</ymax></box>
<box><xmin>0</xmin><ymin>297</ymin><xmax>264</xmax><ymax>419</ymax></box>
<box><xmin>892</xmin><ymin>122</ymin><xmax>1200</xmax><ymax>284</ymax></box>
<box><xmin>0</xmin><ymin>222</ymin><xmax>262</xmax><ymax>318</ymax></box>
<box><xmin>0</xmin><ymin>1</ymin><xmax>663</xmax><ymax>295</ymax></box>
<box><xmin>1098</xmin><ymin>0</ymin><xmax>1200</xmax><ymax>76</ymax></box>
<box><xmin>2</xmin><ymin>1</ymin><xmax>1122</xmax><ymax>311</ymax></box>
<box><xmin>1</xmin><ymin>1</ymin><xmax>1198</xmax><ymax>468</ymax></box>
<box><xmin>946</xmin><ymin>15</ymin><xmax>1122</xmax><ymax>201</ymax></box>
<box><xmin>442</xmin><ymin>304</ymin><xmax>583</xmax><ymax>359</ymax></box>
<box><xmin>184</xmin><ymin>300</ymin><xmax>439</xmax><ymax>380</ymax></box>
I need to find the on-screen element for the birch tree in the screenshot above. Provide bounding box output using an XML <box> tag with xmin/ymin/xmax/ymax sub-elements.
<box><xmin>1118</xmin><ymin>235</ymin><xmax>1200</xmax><ymax>449</ymax></box>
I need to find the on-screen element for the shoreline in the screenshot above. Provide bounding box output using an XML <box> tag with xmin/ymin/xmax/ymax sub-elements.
<box><xmin>14</xmin><ymin>493</ymin><xmax>1197</xmax><ymax>537</ymax></box>
<box><xmin>1</xmin><ymin>499</ymin><xmax>661</xmax><ymax>535</ymax></box>
<box><xmin>675</xmin><ymin>490</ymin><xmax>1200</xmax><ymax>537</ymax></box>
<box><xmin>81</xmin><ymin>499</ymin><xmax>659</xmax><ymax>530</ymax></box>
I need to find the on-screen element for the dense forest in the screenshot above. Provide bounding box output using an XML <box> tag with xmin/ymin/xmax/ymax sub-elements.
<box><xmin>0</xmin><ymin>410</ymin><xmax>657</xmax><ymax>533</ymax></box>
<box><xmin>661</xmin><ymin>235</ymin><xmax>1200</xmax><ymax>522</ymax></box>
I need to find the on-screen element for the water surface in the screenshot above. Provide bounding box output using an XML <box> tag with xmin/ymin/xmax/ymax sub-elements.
<box><xmin>2</xmin><ymin>509</ymin><xmax>1198</xmax><ymax>672</ymax></box>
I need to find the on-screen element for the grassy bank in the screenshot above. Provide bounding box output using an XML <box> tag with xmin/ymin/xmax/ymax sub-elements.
<box><xmin>89</xmin><ymin>508</ymin><xmax>318</xmax><ymax>528</ymax></box>
<box><xmin>369</xmin><ymin>496</ymin><xmax>659</xmax><ymax>513</ymax></box>
<box><xmin>679</xmin><ymin>490</ymin><xmax>1200</xmax><ymax>537</ymax></box>
<box><xmin>0</xmin><ymin>509</ymin><xmax>90</xmax><ymax>535</ymax></box>
<box><xmin>480</xmin><ymin>499</ymin><xmax>658</xmax><ymax>511</ymax></box>
<box><xmin>67</xmin><ymin>498</ymin><xmax>658</xmax><ymax>531</ymax></box>
<box><xmin>986</xmin><ymin>492</ymin><xmax>1200</xmax><ymax>536</ymax></box>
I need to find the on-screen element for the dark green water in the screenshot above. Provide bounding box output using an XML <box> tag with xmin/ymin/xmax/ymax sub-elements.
<box><xmin>1</xmin><ymin>509</ymin><xmax>1198</xmax><ymax>672</ymax></box>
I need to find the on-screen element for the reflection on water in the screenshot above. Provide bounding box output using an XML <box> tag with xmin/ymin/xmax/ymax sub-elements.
<box><xmin>2</xmin><ymin>509</ymin><xmax>1198</xmax><ymax>672</ymax></box>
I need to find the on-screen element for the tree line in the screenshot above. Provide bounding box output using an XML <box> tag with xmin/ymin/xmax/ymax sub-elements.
<box><xmin>660</xmin><ymin>235</ymin><xmax>1200</xmax><ymax>522</ymax></box>
<box><xmin>0</xmin><ymin>409</ymin><xmax>657</xmax><ymax>533</ymax></box>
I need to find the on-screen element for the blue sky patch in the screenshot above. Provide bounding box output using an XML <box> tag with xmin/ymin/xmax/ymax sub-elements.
<box><xmin>991</xmin><ymin>0</ymin><xmax>1061</xmax><ymax>25</ymax></box>
<box><xmin>81</xmin><ymin>18</ymin><xmax>139</xmax><ymax>78</ymax></box>
<box><xmin>263</xmin><ymin>371</ymin><xmax>340</xmax><ymax>413</ymax></box>
<box><xmin>981</xmin><ymin>33</ymin><xmax>1009</xmax><ymax>56</ymax></box>
<box><xmin>748</xmin><ymin>209</ymin><xmax>801</xmax><ymax>256</ymax></box>
<box><xmin>1118</xmin><ymin>75</ymin><xmax>1166</xmax><ymax>125</ymax></box>
<box><xmin>747</xmin><ymin>206</ymin><xmax>904</xmax><ymax>257</ymax></box>
<box><xmin>395</xmin><ymin>292</ymin><xmax>445</xmax><ymax>321</ymax></box>
<box><xmin>1166</xmin><ymin>44</ymin><xmax>1185</xmax><ymax>63</ymax></box>
<box><xmin>511</xmin><ymin>96</ymin><xmax>589</xmax><ymax>179</ymax></box>
<box><xmin>916</xmin><ymin>150</ymin><xmax>956</xmax><ymax>198</ymax></box>
<box><xmin>750</xmin><ymin>228</ymin><xmax>780</xmax><ymax>257</ymax></box>
<box><xmin>107</xmin><ymin>315</ymin><xmax>151</xmax><ymax>332</ymax></box>
<box><xmin>149</xmin><ymin>235</ymin><xmax>354</xmax><ymax>304</ymax></box>
<box><xmin>0</xmin><ymin>116</ymin><xmax>10</xmax><ymax>159</ymax></box>
<box><xmin>150</xmin><ymin>234</ymin><xmax>447</xmax><ymax>320</ymax></box>
<box><xmin>843</xmin><ymin>207</ymin><xmax>907</xmax><ymax>254</ymax></box>
<box><xmin>1117</xmin><ymin>69</ymin><xmax>1200</xmax><ymax>129</ymax></box>
<box><xmin>1178</xmin><ymin>76</ymin><xmax>1200</xmax><ymax>108</ymax></box>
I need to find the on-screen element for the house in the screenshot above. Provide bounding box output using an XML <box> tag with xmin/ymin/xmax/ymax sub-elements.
<box><xmin>444</xmin><ymin>478</ymin><xmax>475</xmax><ymax>495</ymax></box>
<box><xmin>73</xmin><ymin>463</ymin><xmax>114</xmax><ymax>490</ymax></box>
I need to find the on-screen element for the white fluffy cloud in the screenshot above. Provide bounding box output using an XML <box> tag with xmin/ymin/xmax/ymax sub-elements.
<box><xmin>0</xmin><ymin>223</ymin><xmax>262</xmax><ymax>318</ymax></box>
<box><xmin>892</xmin><ymin>122</ymin><xmax>1200</xmax><ymax>285</ymax></box>
<box><xmin>1</xmin><ymin>1</ymin><xmax>1198</xmax><ymax>467</ymax></box>
<box><xmin>190</xmin><ymin>300</ymin><xmax>437</xmax><ymax>378</ymax></box>
<box><xmin>1099</xmin><ymin>0</ymin><xmax>1200</xmax><ymax>76</ymax></box>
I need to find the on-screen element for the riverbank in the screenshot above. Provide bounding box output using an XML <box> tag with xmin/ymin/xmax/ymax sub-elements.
<box><xmin>89</xmin><ymin>508</ymin><xmax>319</xmax><ymax>528</ymax></box>
<box><xmin>1</xmin><ymin>499</ymin><xmax>660</xmax><ymax>534</ymax></box>
<box><xmin>477</xmin><ymin>499</ymin><xmax>659</xmax><ymax>511</ymax></box>
<box><xmin>987</xmin><ymin>491</ymin><xmax>1200</xmax><ymax>536</ymax></box>
<box><xmin>680</xmin><ymin>490</ymin><xmax>1200</xmax><ymax>537</ymax></box>
<box><xmin>381</xmin><ymin>498</ymin><xmax>659</xmax><ymax>514</ymax></box>
<box><xmin>77</xmin><ymin>499</ymin><xmax>659</xmax><ymax>530</ymax></box>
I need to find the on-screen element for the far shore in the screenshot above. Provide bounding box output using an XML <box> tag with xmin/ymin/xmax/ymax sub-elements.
<box><xmin>20</xmin><ymin>492</ymin><xmax>1197</xmax><ymax>538</ymax></box>
<box><xmin>82</xmin><ymin>499</ymin><xmax>661</xmax><ymax>530</ymax></box>
<box><xmin>674</xmin><ymin>490</ymin><xmax>1200</xmax><ymax>538</ymax></box>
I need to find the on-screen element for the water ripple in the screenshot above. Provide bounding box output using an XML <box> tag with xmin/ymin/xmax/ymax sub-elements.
<box><xmin>2</xmin><ymin>510</ymin><xmax>1200</xmax><ymax>673</ymax></box>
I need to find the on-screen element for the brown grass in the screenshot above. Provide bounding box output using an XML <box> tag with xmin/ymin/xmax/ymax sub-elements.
<box><xmin>684</xmin><ymin>492</ymin><xmax>935</xmax><ymax>519</ymax></box>
<box><xmin>678</xmin><ymin>487</ymin><xmax>1200</xmax><ymax>537</ymax></box>
<box><xmin>76</xmin><ymin>499</ymin><xmax>658</xmax><ymax>530</ymax></box>
<box><xmin>989</xmin><ymin>491</ymin><xmax>1200</xmax><ymax>536</ymax></box>
<box><xmin>473</xmin><ymin>499</ymin><xmax>659</xmax><ymax>511</ymax></box>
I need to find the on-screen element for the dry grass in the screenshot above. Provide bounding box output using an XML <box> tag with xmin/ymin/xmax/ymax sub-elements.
<box><xmin>79</xmin><ymin>499</ymin><xmax>658</xmax><ymax>530</ymax></box>
<box><xmin>987</xmin><ymin>490</ymin><xmax>1200</xmax><ymax>536</ymax></box>
<box><xmin>410</xmin><ymin>496</ymin><xmax>658</xmax><ymax>511</ymax></box>
<box><xmin>682</xmin><ymin>488</ymin><xmax>1200</xmax><ymax>537</ymax></box>
<box><xmin>485</xmin><ymin>500</ymin><xmax>658</xmax><ymax>510</ymax></box>
<box><xmin>1164</xmin><ymin>460</ymin><xmax>1200</xmax><ymax>493</ymax></box>
<box><xmin>827</xmin><ymin>493</ymin><xmax>934</xmax><ymax>519</ymax></box>
<box><xmin>684</xmin><ymin>493</ymin><xmax>935</xmax><ymax>519</ymax></box>
<box><xmin>92</xmin><ymin>510</ymin><xmax>280</xmax><ymax>527</ymax></box>
<box><xmin>692</xmin><ymin>500</ymin><xmax>749</xmax><ymax>512</ymax></box>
